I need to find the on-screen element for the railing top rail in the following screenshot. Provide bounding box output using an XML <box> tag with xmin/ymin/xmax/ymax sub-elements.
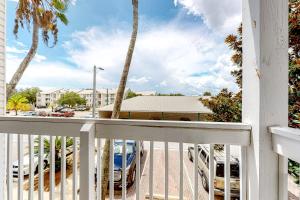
<box><xmin>0</xmin><ymin>116</ymin><xmax>251</xmax><ymax>145</ymax></box>
<box><xmin>0</xmin><ymin>116</ymin><xmax>251</xmax><ymax>129</ymax></box>
<box><xmin>270</xmin><ymin>126</ymin><xmax>300</xmax><ymax>163</ymax></box>
<box><xmin>269</xmin><ymin>126</ymin><xmax>300</xmax><ymax>142</ymax></box>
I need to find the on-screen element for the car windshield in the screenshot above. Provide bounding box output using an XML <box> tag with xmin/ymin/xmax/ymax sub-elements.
<box><xmin>114</xmin><ymin>142</ymin><xmax>134</xmax><ymax>154</ymax></box>
<box><xmin>216</xmin><ymin>163</ymin><xmax>239</xmax><ymax>178</ymax></box>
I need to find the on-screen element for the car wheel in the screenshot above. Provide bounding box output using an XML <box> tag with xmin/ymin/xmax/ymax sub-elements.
<box><xmin>188</xmin><ymin>150</ymin><xmax>193</xmax><ymax>162</ymax></box>
<box><xmin>201</xmin><ymin>174</ymin><xmax>209</xmax><ymax>192</ymax></box>
<box><xmin>43</xmin><ymin>160</ymin><xmax>48</xmax><ymax>169</ymax></box>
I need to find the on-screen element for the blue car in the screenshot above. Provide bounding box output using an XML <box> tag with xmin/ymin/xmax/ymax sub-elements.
<box><xmin>96</xmin><ymin>140</ymin><xmax>144</xmax><ymax>189</ymax></box>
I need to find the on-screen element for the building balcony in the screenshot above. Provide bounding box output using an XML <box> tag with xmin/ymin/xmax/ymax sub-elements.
<box><xmin>0</xmin><ymin>116</ymin><xmax>298</xmax><ymax>200</ymax></box>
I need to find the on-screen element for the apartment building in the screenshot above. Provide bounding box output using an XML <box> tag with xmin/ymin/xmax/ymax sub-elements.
<box><xmin>36</xmin><ymin>88</ymin><xmax>129</xmax><ymax>108</ymax></box>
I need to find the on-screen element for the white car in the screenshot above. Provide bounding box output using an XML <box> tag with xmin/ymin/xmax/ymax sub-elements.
<box><xmin>12</xmin><ymin>154</ymin><xmax>49</xmax><ymax>178</ymax></box>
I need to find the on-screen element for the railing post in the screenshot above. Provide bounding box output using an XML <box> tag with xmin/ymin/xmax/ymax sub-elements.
<box><xmin>278</xmin><ymin>156</ymin><xmax>288</xmax><ymax>200</ymax></box>
<box><xmin>243</xmin><ymin>0</ymin><xmax>288</xmax><ymax>198</ymax></box>
<box><xmin>80</xmin><ymin>123</ymin><xmax>95</xmax><ymax>200</ymax></box>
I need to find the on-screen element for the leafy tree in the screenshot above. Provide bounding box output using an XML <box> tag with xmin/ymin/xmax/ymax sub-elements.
<box><xmin>288</xmin><ymin>0</ymin><xmax>300</xmax><ymax>128</ymax></box>
<box><xmin>224</xmin><ymin>24</ymin><xmax>242</xmax><ymax>89</ymax></box>
<box><xmin>101</xmin><ymin>0</ymin><xmax>139</xmax><ymax>198</ymax></box>
<box><xmin>126</xmin><ymin>90</ymin><xmax>141</xmax><ymax>99</ymax></box>
<box><xmin>57</xmin><ymin>92</ymin><xmax>86</xmax><ymax>108</ymax></box>
<box><xmin>7</xmin><ymin>94</ymin><xmax>30</xmax><ymax>115</ymax></box>
<box><xmin>18</xmin><ymin>87</ymin><xmax>41</xmax><ymax>106</ymax></box>
<box><xmin>6</xmin><ymin>0</ymin><xmax>70</xmax><ymax>98</ymax></box>
<box><xmin>203</xmin><ymin>91</ymin><xmax>212</xmax><ymax>96</ymax></box>
<box><xmin>201</xmin><ymin>89</ymin><xmax>241</xmax><ymax>122</ymax></box>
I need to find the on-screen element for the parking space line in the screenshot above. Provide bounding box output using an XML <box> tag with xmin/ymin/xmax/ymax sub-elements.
<box><xmin>183</xmin><ymin>157</ymin><xmax>194</xmax><ymax>198</ymax></box>
<box><xmin>140</xmin><ymin>150</ymin><xmax>150</xmax><ymax>184</ymax></box>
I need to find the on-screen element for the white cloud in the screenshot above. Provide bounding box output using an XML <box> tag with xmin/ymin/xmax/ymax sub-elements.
<box><xmin>6</xmin><ymin>16</ymin><xmax>238</xmax><ymax>95</ymax></box>
<box><xmin>129</xmin><ymin>76</ymin><xmax>151</xmax><ymax>84</ymax></box>
<box><xmin>63</xmin><ymin>20</ymin><xmax>238</xmax><ymax>95</ymax></box>
<box><xmin>6</xmin><ymin>45</ymin><xmax>47</xmax><ymax>63</ymax></box>
<box><xmin>5</xmin><ymin>46</ymin><xmax>109</xmax><ymax>90</ymax></box>
<box><xmin>174</xmin><ymin>0</ymin><xmax>241</xmax><ymax>34</ymax></box>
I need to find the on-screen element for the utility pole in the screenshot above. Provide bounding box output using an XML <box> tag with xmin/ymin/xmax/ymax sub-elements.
<box><xmin>92</xmin><ymin>65</ymin><xmax>104</xmax><ymax>118</ymax></box>
<box><xmin>106</xmin><ymin>88</ymin><xmax>109</xmax><ymax>105</ymax></box>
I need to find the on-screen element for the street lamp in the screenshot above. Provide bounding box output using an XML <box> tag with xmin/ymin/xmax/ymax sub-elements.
<box><xmin>93</xmin><ymin>65</ymin><xmax>104</xmax><ymax>118</ymax></box>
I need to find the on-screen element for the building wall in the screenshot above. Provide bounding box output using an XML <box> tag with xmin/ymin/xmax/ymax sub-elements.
<box><xmin>100</xmin><ymin>111</ymin><xmax>208</xmax><ymax>121</ymax></box>
<box><xmin>0</xmin><ymin>0</ymin><xmax>5</xmax><ymax>197</ymax></box>
<box><xmin>37</xmin><ymin>89</ymin><xmax>128</xmax><ymax>108</ymax></box>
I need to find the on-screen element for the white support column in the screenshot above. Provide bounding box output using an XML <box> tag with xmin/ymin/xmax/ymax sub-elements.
<box><xmin>243</xmin><ymin>0</ymin><xmax>288</xmax><ymax>199</ymax></box>
<box><xmin>0</xmin><ymin>0</ymin><xmax>5</xmax><ymax>198</ymax></box>
<box><xmin>80</xmin><ymin>123</ymin><xmax>95</xmax><ymax>200</ymax></box>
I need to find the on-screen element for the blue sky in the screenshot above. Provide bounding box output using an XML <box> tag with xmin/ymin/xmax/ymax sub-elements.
<box><xmin>6</xmin><ymin>0</ymin><xmax>241</xmax><ymax>95</ymax></box>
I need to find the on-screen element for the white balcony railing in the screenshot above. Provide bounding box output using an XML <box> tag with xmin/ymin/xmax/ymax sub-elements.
<box><xmin>0</xmin><ymin>116</ymin><xmax>251</xmax><ymax>200</ymax></box>
<box><xmin>270</xmin><ymin>126</ymin><xmax>300</xmax><ymax>200</ymax></box>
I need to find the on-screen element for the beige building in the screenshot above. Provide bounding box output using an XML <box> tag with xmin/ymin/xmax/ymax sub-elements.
<box><xmin>36</xmin><ymin>89</ymin><xmax>79</xmax><ymax>108</ymax></box>
<box><xmin>36</xmin><ymin>88</ymin><xmax>129</xmax><ymax>108</ymax></box>
<box><xmin>78</xmin><ymin>88</ymin><xmax>129</xmax><ymax>108</ymax></box>
<box><xmin>99</xmin><ymin>96</ymin><xmax>212</xmax><ymax>121</ymax></box>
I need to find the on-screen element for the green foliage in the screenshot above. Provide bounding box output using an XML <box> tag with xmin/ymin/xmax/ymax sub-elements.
<box><xmin>14</xmin><ymin>0</ymin><xmax>70</xmax><ymax>46</ymax></box>
<box><xmin>7</xmin><ymin>94</ymin><xmax>30</xmax><ymax>115</ymax></box>
<box><xmin>17</xmin><ymin>87</ymin><xmax>41</xmax><ymax>105</ymax></box>
<box><xmin>288</xmin><ymin>0</ymin><xmax>300</xmax><ymax>128</ymax></box>
<box><xmin>201</xmin><ymin>89</ymin><xmax>241</xmax><ymax>122</ymax></box>
<box><xmin>34</xmin><ymin>136</ymin><xmax>74</xmax><ymax>170</ymax></box>
<box><xmin>203</xmin><ymin>91</ymin><xmax>212</xmax><ymax>96</ymax></box>
<box><xmin>289</xmin><ymin>159</ymin><xmax>300</xmax><ymax>184</ymax></box>
<box><xmin>224</xmin><ymin>24</ymin><xmax>242</xmax><ymax>89</ymax></box>
<box><xmin>58</xmin><ymin>92</ymin><xmax>86</xmax><ymax>107</ymax></box>
<box><xmin>126</xmin><ymin>91</ymin><xmax>141</xmax><ymax>99</ymax></box>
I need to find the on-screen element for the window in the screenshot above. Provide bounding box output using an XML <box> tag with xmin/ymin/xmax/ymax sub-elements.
<box><xmin>215</xmin><ymin>163</ymin><xmax>239</xmax><ymax>178</ymax></box>
<box><xmin>200</xmin><ymin>149</ymin><xmax>207</xmax><ymax>162</ymax></box>
<box><xmin>114</xmin><ymin>142</ymin><xmax>134</xmax><ymax>154</ymax></box>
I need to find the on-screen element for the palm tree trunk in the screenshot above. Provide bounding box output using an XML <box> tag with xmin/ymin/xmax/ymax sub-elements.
<box><xmin>101</xmin><ymin>0</ymin><xmax>138</xmax><ymax>199</ymax></box>
<box><xmin>6</xmin><ymin>15</ymin><xmax>39</xmax><ymax>98</ymax></box>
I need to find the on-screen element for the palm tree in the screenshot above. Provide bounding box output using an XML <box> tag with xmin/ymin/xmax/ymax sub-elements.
<box><xmin>34</xmin><ymin>136</ymin><xmax>74</xmax><ymax>171</ymax></box>
<box><xmin>7</xmin><ymin>94</ymin><xmax>29</xmax><ymax>115</ymax></box>
<box><xmin>6</xmin><ymin>0</ymin><xmax>69</xmax><ymax>98</ymax></box>
<box><xmin>101</xmin><ymin>0</ymin><xmax>139</xmax><ymax>198</ymax></box>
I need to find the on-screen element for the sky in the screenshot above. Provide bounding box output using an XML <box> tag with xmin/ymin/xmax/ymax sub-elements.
<box><xmin>6</xmin><ymin>0</ymin><xmax>241</xmax><ymax>95</ymax></box>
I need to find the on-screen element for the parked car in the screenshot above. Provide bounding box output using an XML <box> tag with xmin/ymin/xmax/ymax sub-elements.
<box><xmin>50</xmin><ymin>112</ymin><xmax>64</xmax><ymax>117</ymax></box>
<box><xmin>20</xmin><ymin>111</ymin><xmax>37</xmax><ymax>116</ymax></box>
<box><xmin>12</xmin><ymin>153</ymin><xmax>49</xmax><ymax>178</ymax></box>
<box><xmin>54</xmin><ymin>106</ymin><xmax>65</xmax><ymax>112</ymax></box>
<box><xmin>95</xmin><ymin>140</ymin><xmax>144</xmax><ymax>188</ymax></box>
<box><xmin>59</xmin><ymin>108</ymin><xmax>75</xmax><ymax>113</ymax></box>
<box><xmin>50</xmin><ymin>111</ymin><xmax>74</xmax><ymax>117</ymax></box>
<box><xmin>188</xmin><ymin>144</ymin><xmax>240</xmax><ymax>198</ymax></box>
<box><xmin>74</xmin><ymin>105</ymin><xmax>88</xmax><ymax>111</ymax></box>
<box><xmin>38</xmin><ymin>111</ymin><xmax>49</xmax><ymax>117</ymax></box>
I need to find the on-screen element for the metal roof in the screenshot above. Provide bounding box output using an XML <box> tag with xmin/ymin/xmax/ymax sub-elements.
<box><xmin>99</xmin><ymin>96</ymin><xmax>212</xmax><ymax>114</ymax></box>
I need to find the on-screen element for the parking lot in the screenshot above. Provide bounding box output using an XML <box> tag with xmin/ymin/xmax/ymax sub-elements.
<box><xmin>112</xmin><ymin>142</ymin><xmax>212</xmax><ymax>200</ymax></box>
<box><xmin>11</xmin><ymin>141</ymin><xmax>216</xmax><ymax>200</ymax></box>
